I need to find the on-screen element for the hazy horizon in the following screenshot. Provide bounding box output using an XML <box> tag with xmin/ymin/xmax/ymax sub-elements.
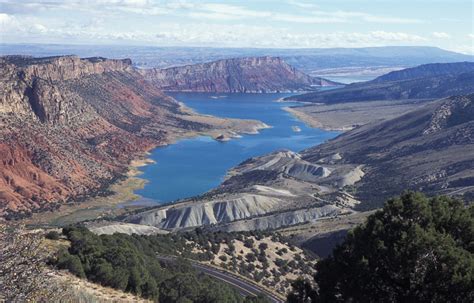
<box><xmin>0</xmin><ymin>42</ymin><xmax>470</xmax><ymax>52</ymax></box>
<box><xmin>0</xmin><ymin>0</ymin><xmax>472</xmax><ymax>54</ymax></box>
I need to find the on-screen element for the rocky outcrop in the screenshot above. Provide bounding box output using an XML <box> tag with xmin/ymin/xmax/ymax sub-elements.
<box><xmin>0</xmin><ymin>56</ymin><xmax>131</xmax><ymax>123</ymax></box>
<box><xmin>127</xmin><ymin>194</ymin><xmax>283</xmax><ymax>229</ymax></box>
<box><xmin>230</xmin><ymin>150</ymin><xmax>332</xmax><ymax>183</ymax></box>
<box><xmin>88</xmin><ymin>222</ymin><xmax>168</xmax><ymax>235</ymax></box>
<box><xmin>423</xmin><ymin>96</ymin><xmax>474</xmax><ymax>135</ymax></box>
<box><xmin>215</xmin><ymin>205</ymin><xmax>342</xmax><ymax>232</ymax></box>
<box><xmin>0</xmin><ymin>55</ymin><xmax>264</xmax><ymax>219</ymax></box>
<box><xmin>0</xmin><ymin>143</ymin><xmax>70</xmax><ymax>214</ymax></box>
<box><xmin>10</xmin><ymin>56</ymin><xmax>132</xmax><ymax>82</ymax></box>
<box><xmin>139</xmin><ymin>56</ymin><xmax>339</xmax><ymax>93</ymax></box>
<box><xmin>219</xmin><ymin>150</ymin><xmax>362</xmax><ymax>194</ymax></box>
<box><xmin>126</xmin><ymin>149</ymin><xmax>358</xmax><ymax>231</ymax></box>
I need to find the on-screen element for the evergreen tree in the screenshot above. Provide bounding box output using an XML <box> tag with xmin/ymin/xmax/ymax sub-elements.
<box><xmin>288</xmin><ymin>192</ymin><xmax>474</xmax><ymax>302</ymax></box>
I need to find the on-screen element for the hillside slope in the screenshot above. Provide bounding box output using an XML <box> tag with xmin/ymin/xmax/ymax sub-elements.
<box><xmin>372</xmin><ymin>61</ymin><xmax>474</xmax><ymax>82</ymax></box>
<box><xmin>302</xmin><ymin>94</ymin><xmax>474</xmax><ymax>207</ymax></box>
<box><xmin>288</xmin><ymin>62</ymin><xmax>474</xmax><ymax>103</ymax></box>
<box><xmin>139</xmin><ymin>56</ymin><xmax>339</xmax><ymax>93</ymax></box>
<box><xmin>0</xmin><ymin>55</ymin><xmax>265</xmax><ymax>219</ymax></box>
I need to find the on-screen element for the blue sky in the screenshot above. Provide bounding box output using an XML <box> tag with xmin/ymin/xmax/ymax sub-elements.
<box><xmin>0</xmin><ymin>0</ymin><xmax>473</xmax><ymax>53</ymax></box>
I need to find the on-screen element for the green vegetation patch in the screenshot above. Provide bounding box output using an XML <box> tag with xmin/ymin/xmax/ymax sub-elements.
<box><xmin>288</xmin><ymin>192</ymin><xmax>474</xmax><ymax>303</ymax></box>
<box><xmin>52</xmin><ymin>227</ymin><xmax>269</xmax><ymax>302</ymax></box>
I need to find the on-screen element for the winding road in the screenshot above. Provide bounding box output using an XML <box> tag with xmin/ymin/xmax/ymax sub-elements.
<box><xmin>156</xmin><ymin>255</ymin><xmax>284</xmax><ymax>303</ymax></box>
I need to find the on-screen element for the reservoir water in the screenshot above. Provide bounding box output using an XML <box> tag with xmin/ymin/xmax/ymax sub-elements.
<box><xmin>133</xmin><ymin>93</ymin><xmax>339</xmax><ymax>204</ymax></box>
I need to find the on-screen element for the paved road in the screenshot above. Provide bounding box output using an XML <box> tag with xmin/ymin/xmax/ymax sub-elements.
<box><xmin>156</xmin><ymin>255</ymin><xmax>284</xmax><ymax>303</ymax></box>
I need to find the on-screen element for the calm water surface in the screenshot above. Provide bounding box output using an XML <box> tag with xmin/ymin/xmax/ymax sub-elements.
<box><xmin>132</xmin><ymin>93</ymin><xmax>339</xmax><ymax>204</ymax></box>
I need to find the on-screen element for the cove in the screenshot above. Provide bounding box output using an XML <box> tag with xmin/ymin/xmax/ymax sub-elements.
<box><xmin>132</xmin><ymin>93</ymin><xmax>340</xmax><ymax>205</ymax></box>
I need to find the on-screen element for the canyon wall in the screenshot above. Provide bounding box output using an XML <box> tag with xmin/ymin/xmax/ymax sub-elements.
<box><xmin>0</xmin><ymin>55</ymin><xmax>263</xmax><ymax>219</ymax></box>
<box><xmin>139</xmin><ymin>56</ymin><xmax>339</xmax><ymax>93</ymax></box>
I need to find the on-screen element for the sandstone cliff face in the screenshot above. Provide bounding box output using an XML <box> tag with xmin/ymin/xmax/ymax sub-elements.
<box><xmin>0</xmin><ymin>56</ymin><xmax>156</xmax><ymax>218</ymax></box>
<box><xmin>139</xmin><ymin>56</ymin><xmax>339</xmax><ymax>93</ymax></box>
<box><xmin>13</xmin><ymin>56</ymin><xmax>132</xmax><ymax>82</ymax></box>
<box><xmin>0</xmin><ymin>55</ymin><xmax>263</xmax><ymax>219</ymax></box>
<box><xmin>0</xmin><ymin>143</ymin><xmax>70</xmax><ymax>214</ymax></box>
<box><xmin>0</xmin><ymin>56</ymin><xmax>127</xmax><ymax>123</ymax></box>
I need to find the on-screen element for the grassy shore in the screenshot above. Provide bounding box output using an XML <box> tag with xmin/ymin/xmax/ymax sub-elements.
<box><xmin>283</xmin><ymin>100</ymin><xmax>429</xmax><ymax>132</ymax></box>
<box><xmin>283</xmin><ymin>106</ymin><xmax>324</xmax><ymax>129</ymax></box>
<box><xmin>22</xmin><ymin>119</ymin><xmax>265</xmax><ymax>227</ymax></box>
<box><xmin>24</xmin><ymin>159</ymin><xmax>153</xmax><ymax>227</ymax></box>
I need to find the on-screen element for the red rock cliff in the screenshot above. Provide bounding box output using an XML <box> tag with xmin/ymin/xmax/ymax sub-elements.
<box><xmin>0</xmin><ymin>55</ymin><xmax>219</xmax><ymax>219</ymax></box>
<box><xmin>139</xmin><ymin>56</ymin><xmax>339</xmax><ymax>93</ymax></box>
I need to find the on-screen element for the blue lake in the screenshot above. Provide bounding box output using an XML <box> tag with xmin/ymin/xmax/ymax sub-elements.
<box><xmin>132</xmin><ymin>93</ymin><xmax>340</xmax><ymax>204</ymax></box>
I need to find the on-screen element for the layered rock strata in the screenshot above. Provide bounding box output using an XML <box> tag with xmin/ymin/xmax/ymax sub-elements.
<box><xmin>0</xmin><ymin>55</ymin><xmax>264</xmax><ymax>219</ymax></box>
<box><xmin>139</xmin><ymin>56</ymin><xmax>339</xmax><ymax>93</ymax></box>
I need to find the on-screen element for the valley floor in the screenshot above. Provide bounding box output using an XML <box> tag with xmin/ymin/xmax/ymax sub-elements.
<box><xmin>284</xmin><ymin>99</ymin><xmax>431</xmax><ymax>131</ymax></box>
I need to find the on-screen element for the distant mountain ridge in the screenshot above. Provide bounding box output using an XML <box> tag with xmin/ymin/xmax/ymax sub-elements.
<box><xmin>288</xmin><ymin>62</ymin><xmax>474</xmax><ymax>103</ymax></box>
<box><xmin>1</xmin><ymin>44</ymin><xmax>472</xmax><ymax>72</ymax></box>
<box><xmin>139</xmin><ymin>56</ymin><xmax>339</xmax><ymax>93</ymax></box>
<box><xmin>372</xmin><ymin>61</ymin><xmax>474</xmax><ymax>82</ymax></box>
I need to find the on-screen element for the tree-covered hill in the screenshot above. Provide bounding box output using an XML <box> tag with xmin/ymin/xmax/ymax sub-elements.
<box><xmin>52</xmin><ymin>227</ymin><xmax>270</xmax><ymax>303</ymax></box>
<box><xmin>288</xmin><ymin>192</ymin><xmax>474</xmax><ymax>303</ymax></box>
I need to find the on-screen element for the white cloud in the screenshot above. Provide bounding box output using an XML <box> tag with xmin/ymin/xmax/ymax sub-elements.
<box><xmin>273</xmin><ymin>13</ymin><xmax>345</xmax><ymax>24</ymax></box>
<box><xmin>0</xmin><ymin>1</ymin><xmax>449</xmax><ymax>50</ymax></box>
<box><xmin>0</xmin><ymin>13</ymin><xmax>19</xmax><ymax>32</ymax></box>
<box><xmin>310</xmin><ymin>10</ymin><xmax>422</xmax><ymax>24</ymax></box>
<box><xmin>370</xmin><ymin>31</ymin><xmax>426</xmax><ymax>42</ymax></box>
<box><xmin>1</xmin><ymin>1</ymin><xmax>424</xmax><ymax>25</ymax></box>
<box><xmin>185</xmin><ymin>4</ymin><xmax>347</xmax><ymax>24</ymax></box>
<box><xmin>185</xmin><ymin>5</ymin><xmax>423</xmax><ymax>25</ymax></box>
<box><xmin>0</xmin><ymin>13</ymin><xmax>16</xmax><ymax>24</ymax></box>
<box><xmin>153</xmin><ymin>28</ymin><xmax>427</xmax><ymax>47</ymax></box>
<box><xmin>0</xmin><ymin>0</ymin><xmax>166</xmax><ymax>15</ymax></box>
<box><xmin>94</xmin><ymin>0</ymin><xmax>150</xmax><ymax>7</ymax></box>
<box><xmin>0</xmin><ymin>10</ymin><xmax>430</xmax><ymax>48</ymax></box>
<box><xmin>0</xmin><ymin>12</ymin><xmax>53</xmax><ymax>38</ymax></box>
<box><xmin>1</xmin><ymin>16</ymin><xmax>429</xmax><ymax>49</ymax></box>
<box><xmin>432</xmin><ymin>32</ymin><xmax>451</xmax><ymax>39</ymax></box>
<box><xmin>287</xmin><ymin>0</ymin><xmax>319</xmax><ymax>9</ymax></box>
<box><xmin>31</xmin><ymin>23</ymin><xmax>48</xmax><ymax>33</ymax></box>
<box><xmin>362</xmin><ymin>15</ymin><xmax>422</xmax><ymax>24</ymax></box>
<box><xmin>469</xmin><ymin>34</ymin><xmax>474</xmax><ymax>39</ymax></box>
<box><xmin>200</xmin><ymin>3</ymin><xmax>270</xmax><ymax>18</ymax></box>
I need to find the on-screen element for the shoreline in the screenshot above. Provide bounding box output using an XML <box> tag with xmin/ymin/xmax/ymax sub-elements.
<box><xmin>6</xmin><ymin>150</ymin><xmax>157</xmax><ymax>226</ymax></box>
<box><xmin>21</xmin><ymin>95</ymin><xmax>328</xmax><ymax>227</ymax></box>
<box><xmin>283</xmin><ymin>106</ymin><xmax>353</xmax><ymax>131</ymax></box>
<box><xmin>22</xmin><ymin>157</ymin><xmax>156</xmax><ymax>227</ymax></box>
<box><xmin>275</xmin><ymin>97</ymin><xmax>314</xmax><ymax>104</ymax></box>
<box><xmin>22</xmin><ymin>113</ymin><xmax>270</xmax><ymax>227</ymax></box>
